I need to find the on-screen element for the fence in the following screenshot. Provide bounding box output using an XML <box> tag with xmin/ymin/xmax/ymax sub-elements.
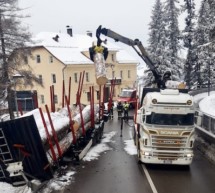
<box><xmin>195</xmin><ymin>110</ymin><xmax>215</xmax><ymax>139</ymax></box>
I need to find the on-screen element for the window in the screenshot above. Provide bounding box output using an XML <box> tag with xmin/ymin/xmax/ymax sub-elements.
<box><xmin>39</xmin><ymin>75</ymin><xmax>43</xmax><ymax>84</ymax></box>
<box><xmin>96</xmin><ymin>91</ymin><xmax>100</xmax><ymax>100</ymax></box>
<box><xmin>54</xmin><ymin>95</ymin><xmax>58</xmax><ymax>104</ymax></box>
<box><xmin>86</xmin><ymin>72</ymin><xmax>89</xmax><ymax>82</ymax></box>
<box><xmin>128</xmin><ymin>70</ymin><xmax>131</xmax><ymax>78</ymax></box>
<box><xmin>52</xmin><ymin>74</ymin><xmax>56</xmax><ymax>83</ymax></box>
<box><xmin>74</xmin><ymin>73</ymin><xmax>78</xmax><ymax>83</ymax></box>
<box><xmin>112</xmin><ymin>71</ymin><xmax>115</xmax><ymax>78</ymax></box>
<box><xmin>111</xmin><ymin>88</ymin><xmax>115</xmax><ymax>97</ymax></box>
<box><xmin>87</xmin><ymin>92</ymin><xmax>91</xmax><ymax>101</ymax></box>
<box><xmin>49</xmin><ymin>56</ymin><xmax>53</xmax><ymax>63</ymax></box>
<box><xmin>111</xmin><ymin>54</ymin><xmax>115</xmax><ymax>62</ymax></box>
<box><xmin>120</xmin><ymin>70</ymin><xmax>123</xmax><ymax>79</ymax></box>
<box><xmin>24</xmin><ymin>56</ymin><xmax>28</xmax><ymax>64</ymax></box>
<box><xmin>146</xmin><ymin>113</ymin><xmax>194</xmax><ymax>126</ymax></box>
<box><xmin>41</xmin><ymin>95</ymin><xmax>45</xmax><ymax>104</ymax></box>
<box><xmin>36</xmin><ymin>55</ymin><xmax>41</xmax><ymax>63</ymax></box>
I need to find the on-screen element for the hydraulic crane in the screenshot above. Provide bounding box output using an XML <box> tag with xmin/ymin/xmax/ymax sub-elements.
<box><xmin>89</xmin><ymin>25</ymin><xmax>171</xmax><ymax>89</ymax></box>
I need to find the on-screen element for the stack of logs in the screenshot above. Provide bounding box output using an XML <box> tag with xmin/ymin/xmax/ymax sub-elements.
<box><xmin>38</xmin><ymin>104</ymin><xmax>100</xmax><ymax>162</ymax></box>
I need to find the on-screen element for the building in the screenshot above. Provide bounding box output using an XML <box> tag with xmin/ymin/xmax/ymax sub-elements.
<box><xmin>19</xmin><ymin>28</ymin><xmax>138</xmax><ymax>110</ymax></box>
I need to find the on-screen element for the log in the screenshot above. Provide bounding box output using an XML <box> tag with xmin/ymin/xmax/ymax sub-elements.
<box><xmin>72</xmin><ymin>104</ymin><xmax>99</xmax><ymax>132</ymax></box>
<box><xmin>46</xmin><ymin>121</ymin><xmax>92</xmax><ymax>162</ymax></box>
<box><xmin>40</xmin><ymin>104</ymin><xmax>99</xmax><ymax>150</ymax></box>
<box><xmin>93</xmin><ymin>53</ymin><xmax>108</xmax><ymax>85</ymax></box>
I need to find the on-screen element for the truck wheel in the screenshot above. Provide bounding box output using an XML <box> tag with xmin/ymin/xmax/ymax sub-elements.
<box><xmin>137</xmin><ymin>141</ymin><xmax>142</xmax><ymax>164</ymax></box>
<box><xmin>133</xmin><ymin>127</ymin><xmax>136</xmax><ymax>146</ymax></box>
<box><xmin>96</xmin><ymin>131</ymin><xmax>101</xmax><ymax>143</ymax></box>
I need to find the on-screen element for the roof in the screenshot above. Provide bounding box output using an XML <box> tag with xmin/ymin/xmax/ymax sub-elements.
<box><xmin>145</xmin><ymin>90</ymin><xmax>193</xmax><ymax>105</ymax></box>
<box><xmin>32</xmin><ymin>32</ymin><xmax>138</xmax><ymax>65</ymax></box>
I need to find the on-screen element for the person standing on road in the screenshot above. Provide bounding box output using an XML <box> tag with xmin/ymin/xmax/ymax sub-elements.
<box><xmin>108</xmin><ymin>100</ymin><xmax>114</xmax><ymax>120</ymax></box>
<box><xmin>117</xmin><ymin>101</ymin><xmax>123</xmax><ymax>120</ymax></box>
<box><xmin>123</xmin><ymin>102</ymin><xmax>129</xmax><ymax>121</ymax></box>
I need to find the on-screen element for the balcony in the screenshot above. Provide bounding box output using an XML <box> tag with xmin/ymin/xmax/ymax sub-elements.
<box><xmin>106</xmin><ymin>77</ymin><xmax>122</xmax><ymax>85</ymax></box>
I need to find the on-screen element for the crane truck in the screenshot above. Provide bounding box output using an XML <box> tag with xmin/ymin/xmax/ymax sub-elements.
<box><xmin>90</xmin><ymin>25</ymin><xmax>196</xmax><ymax>165</ymax></box>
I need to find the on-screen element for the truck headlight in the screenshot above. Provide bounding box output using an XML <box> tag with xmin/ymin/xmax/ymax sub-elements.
<box><xmin>187</xmin><ymin>100</ymin><xmax>192</xmax><ymax>105</ymax></box>
<box><xmin>152</xmin><ymin>99</ymin><xmax>157</xmax><ymax>104</ymax></box>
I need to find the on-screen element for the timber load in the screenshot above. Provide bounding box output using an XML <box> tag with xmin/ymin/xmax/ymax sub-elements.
<box><xmin>0</xmin><ymin>103</ymin><xmax>104</xmax><ymax>184</ymax></box>
<box><xmin>23</xmin><ymin>104</ymin><xmax>100</xmax><ymax>159</ymax></box>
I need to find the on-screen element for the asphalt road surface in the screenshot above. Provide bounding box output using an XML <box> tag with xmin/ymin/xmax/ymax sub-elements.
<box><xmin>64</xmin><ymin>111</ymin><xmax>215</xmax><ymax>193</ymax></box>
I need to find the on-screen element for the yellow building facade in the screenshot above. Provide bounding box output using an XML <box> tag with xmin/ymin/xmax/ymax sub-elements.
<box><xmin>21</xmin><ymin>31</ymin><xmax>138</xmax><ymax>110</ymax></box>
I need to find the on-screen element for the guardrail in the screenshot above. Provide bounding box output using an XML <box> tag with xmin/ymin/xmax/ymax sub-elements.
<box><xmin>189</xmin><ymin>87</ymin><xmax>215</xmax><ymax>96</ymax></box>
<box><xmin>195</xmin><ymin>110</ymin><xmax>215</xmax><ymax>139</ymax></box>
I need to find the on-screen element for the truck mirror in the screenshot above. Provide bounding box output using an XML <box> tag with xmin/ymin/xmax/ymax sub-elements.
<box><xmin>194</xmin><ymin>111</ymin><xmax>203</xmax><ymax>126</ymax></box>
<box><xmin>195</xmin><ymin>115</ymin><xmax>202</xmax><ymax>126</ymax></box>
<box><xmin>136</xmin><ymin>109</ymin><xmax>142</xmax><ymax>124</ymax></box>
<box><xmin>144</xmin><ymin>111</ymin><xmax>151</xmax><ymax>116</ymax></box>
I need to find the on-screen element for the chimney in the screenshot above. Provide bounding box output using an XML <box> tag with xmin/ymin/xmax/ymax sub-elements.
<box><xmin>66</xmin><ymin>25</ymin><xmax>73</xmax><ymax>37</ymax></box>
<box><xmin>86</xmin><ymin>30</ymin><xmax>93</xmax><ymax>37</ymax></box>
<box><xmin>53</xmin><ymin>35</ymin><xmax>59</xmax><ymax>42</ymax></box>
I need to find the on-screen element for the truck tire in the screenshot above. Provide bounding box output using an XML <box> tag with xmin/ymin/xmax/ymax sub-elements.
<box><xmin>133</xmin><ymin>127</ymin><xmax>136</xmax><ymax>146</ymax></box>
<box><xmin>137</xmin><ymin>140</ymin><xmax>142</xmax><ymax>164</ymax></box>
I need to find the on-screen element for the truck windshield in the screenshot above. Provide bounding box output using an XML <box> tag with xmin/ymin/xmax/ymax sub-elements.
<box><xmin>119</xmin><ymin>91</ymin><xmax>133</xmax><ymax>97</ymax></box>
<box><xmin>145</xmin><ymin>113</ymin><xmax>194</xmax><ymax>126</ymax></box>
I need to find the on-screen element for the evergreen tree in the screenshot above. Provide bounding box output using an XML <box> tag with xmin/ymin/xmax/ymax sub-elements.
<box><xmin>182</xmin><ymin>0</ymin><xmax>197</xmax><ymax>89</ymax></box>
<box><xmin>195</xmin><ymin>0</ymin><xmax>215</xmax><ymax>88</ymax></box>
<box><xmin>0</xmin><ymin>0</ymin><xmax>41</xmax><ymax>119</ymax></box>
<box><xmin>147</xmin><ymin>0</ymin><xmax>169</xmax><ymax>87</ymax></box>
<box><xmin>163</xmin><ymin>0</ymin><xmax>183</xmax><ymax>81</ymax></box>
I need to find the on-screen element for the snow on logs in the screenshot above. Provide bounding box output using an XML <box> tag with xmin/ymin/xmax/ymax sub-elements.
<box><xmin>23</xmin><ymin>104</ymin><xmax>99</xmax><ymax>162</ymax></box>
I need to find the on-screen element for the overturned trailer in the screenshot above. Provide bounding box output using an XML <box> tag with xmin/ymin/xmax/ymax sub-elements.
<box><xmin>0</xmin><ymin>103</ymin><xmax>106</xmax><ymax>186</ymax></box>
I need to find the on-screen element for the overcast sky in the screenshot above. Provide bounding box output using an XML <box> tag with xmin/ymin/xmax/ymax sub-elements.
<box><xmin>19</xmin><ymin>0</ymin><xmax>156</xmax><ymax>44</ymax></box>
<box><xmin>18</xmin><ymin>0</ymin><xmax>201</xmax><ymax>68</ymax></box>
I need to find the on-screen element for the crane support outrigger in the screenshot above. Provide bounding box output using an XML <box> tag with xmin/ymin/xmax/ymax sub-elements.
<box><xmin>90</xmin><ymin>25</ymin><xmax>196</xmax><ymax>165</ymax></box>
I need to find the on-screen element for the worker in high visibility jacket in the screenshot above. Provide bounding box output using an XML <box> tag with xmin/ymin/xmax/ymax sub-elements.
<box><xmin>123</xmin><ymin>102</ymin><xmax>129</xmax><ymax>121</ymax></box>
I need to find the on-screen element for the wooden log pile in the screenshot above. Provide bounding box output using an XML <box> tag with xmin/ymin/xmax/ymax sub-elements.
<box><xmin>24</xmin><ymin>104</ymin><xmax>100</xmax><ymax>162</ymax></box>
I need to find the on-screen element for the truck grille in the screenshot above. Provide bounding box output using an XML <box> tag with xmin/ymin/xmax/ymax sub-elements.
<box><xmin>151</xmin><ymin>135</ymin><xmax>189</xmax><ymax>160</ymax></box>
<box><xmin>152</xmin><ymin>135</ymin><xmax>188</xmax><ymax>148</ymax></box>
<box><xmin>153</xmin><ymin>152</ymin><xmax>184</xmax><ymax>160</ymax></box>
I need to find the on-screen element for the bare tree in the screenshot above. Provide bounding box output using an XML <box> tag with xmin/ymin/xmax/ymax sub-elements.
<box><xmin>0</xmin><ymin>0</ymin><xmax>41</xmax><ymax>119</ymax></box>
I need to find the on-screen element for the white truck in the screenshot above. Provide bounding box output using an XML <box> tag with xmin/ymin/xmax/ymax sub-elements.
<box><xmin>135</xmin><ymin>88</ymin><xmax>195</xmax><ymax>165</ymax></box>
<box><xmin>92</xmin><ymin>25</ymin><xmax>196</xmax><ymax>165</ymax></box>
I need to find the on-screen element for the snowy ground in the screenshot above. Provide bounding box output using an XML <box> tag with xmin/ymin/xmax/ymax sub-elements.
<box><xmin>193</xmin><ymin>92</ymin><xmax>215</xmax><ymax>164</ymax></box>
<box><xmin>0</xmin><ymin>130</ymin><xmax>136</xmax><ymax>193</ymax></box>
<box><xmin>193</xmin><ymin>91</ymin><xmax>215</xmax><ymax>117</ymax></box>
<box><xmin>1</xmin><ymin>92</ymin><xmax>214</xmax><ymax>192</ymax></box>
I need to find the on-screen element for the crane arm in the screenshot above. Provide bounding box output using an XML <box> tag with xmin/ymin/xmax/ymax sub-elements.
<box><xmin>96</xmin><ymin>25</ymin><xmax>163</xmax><ymax>87</ymax></box>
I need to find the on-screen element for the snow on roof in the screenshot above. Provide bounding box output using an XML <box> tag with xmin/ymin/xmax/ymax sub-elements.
<box><xmin>32</xmin><ymin>32</ymin><xmax>137</xmax><ymax>65</ymax></box>
<box><xmin>116</xmin><ymin>49</ymin><xmax>138</xmax><ymax>64</ymax></box>
<box><xmin>45</xmin><ymin>46</ymin><xmax>92</xmax><ymax>64</ymax></box>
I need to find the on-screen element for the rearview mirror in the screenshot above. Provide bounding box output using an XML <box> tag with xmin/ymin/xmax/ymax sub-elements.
<box><xmin>144</xmin><ymin>111</ymin><xmax>151</xmax><ymax>116</ymax></box>
<box><xmin>136</xmin><ymin>109</ymin><xmax>142</xmax><ymax>124</ymax></box>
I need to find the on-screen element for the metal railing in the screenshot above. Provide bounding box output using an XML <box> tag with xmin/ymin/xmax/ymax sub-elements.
<box><xmin>195</xmin><ymin>110</ymin><xmax>215</xmax><ymax>139</ymax></box>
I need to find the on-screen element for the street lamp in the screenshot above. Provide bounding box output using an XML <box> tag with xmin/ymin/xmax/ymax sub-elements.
<box><xmin>12</xmin><ymin>74</ymin><xmax>24</xmax><ymax>117</ymax></box>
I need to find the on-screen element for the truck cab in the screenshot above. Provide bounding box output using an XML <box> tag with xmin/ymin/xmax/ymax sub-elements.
<box><xmin>117</xmin><ymin>89</ymin><xmax>137</xmax><ymax>108</ymax></box>
<box><xmin>135</xmin><ymin>88</ymin><xmax>196</xmax><ymax>165</ymax></box>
